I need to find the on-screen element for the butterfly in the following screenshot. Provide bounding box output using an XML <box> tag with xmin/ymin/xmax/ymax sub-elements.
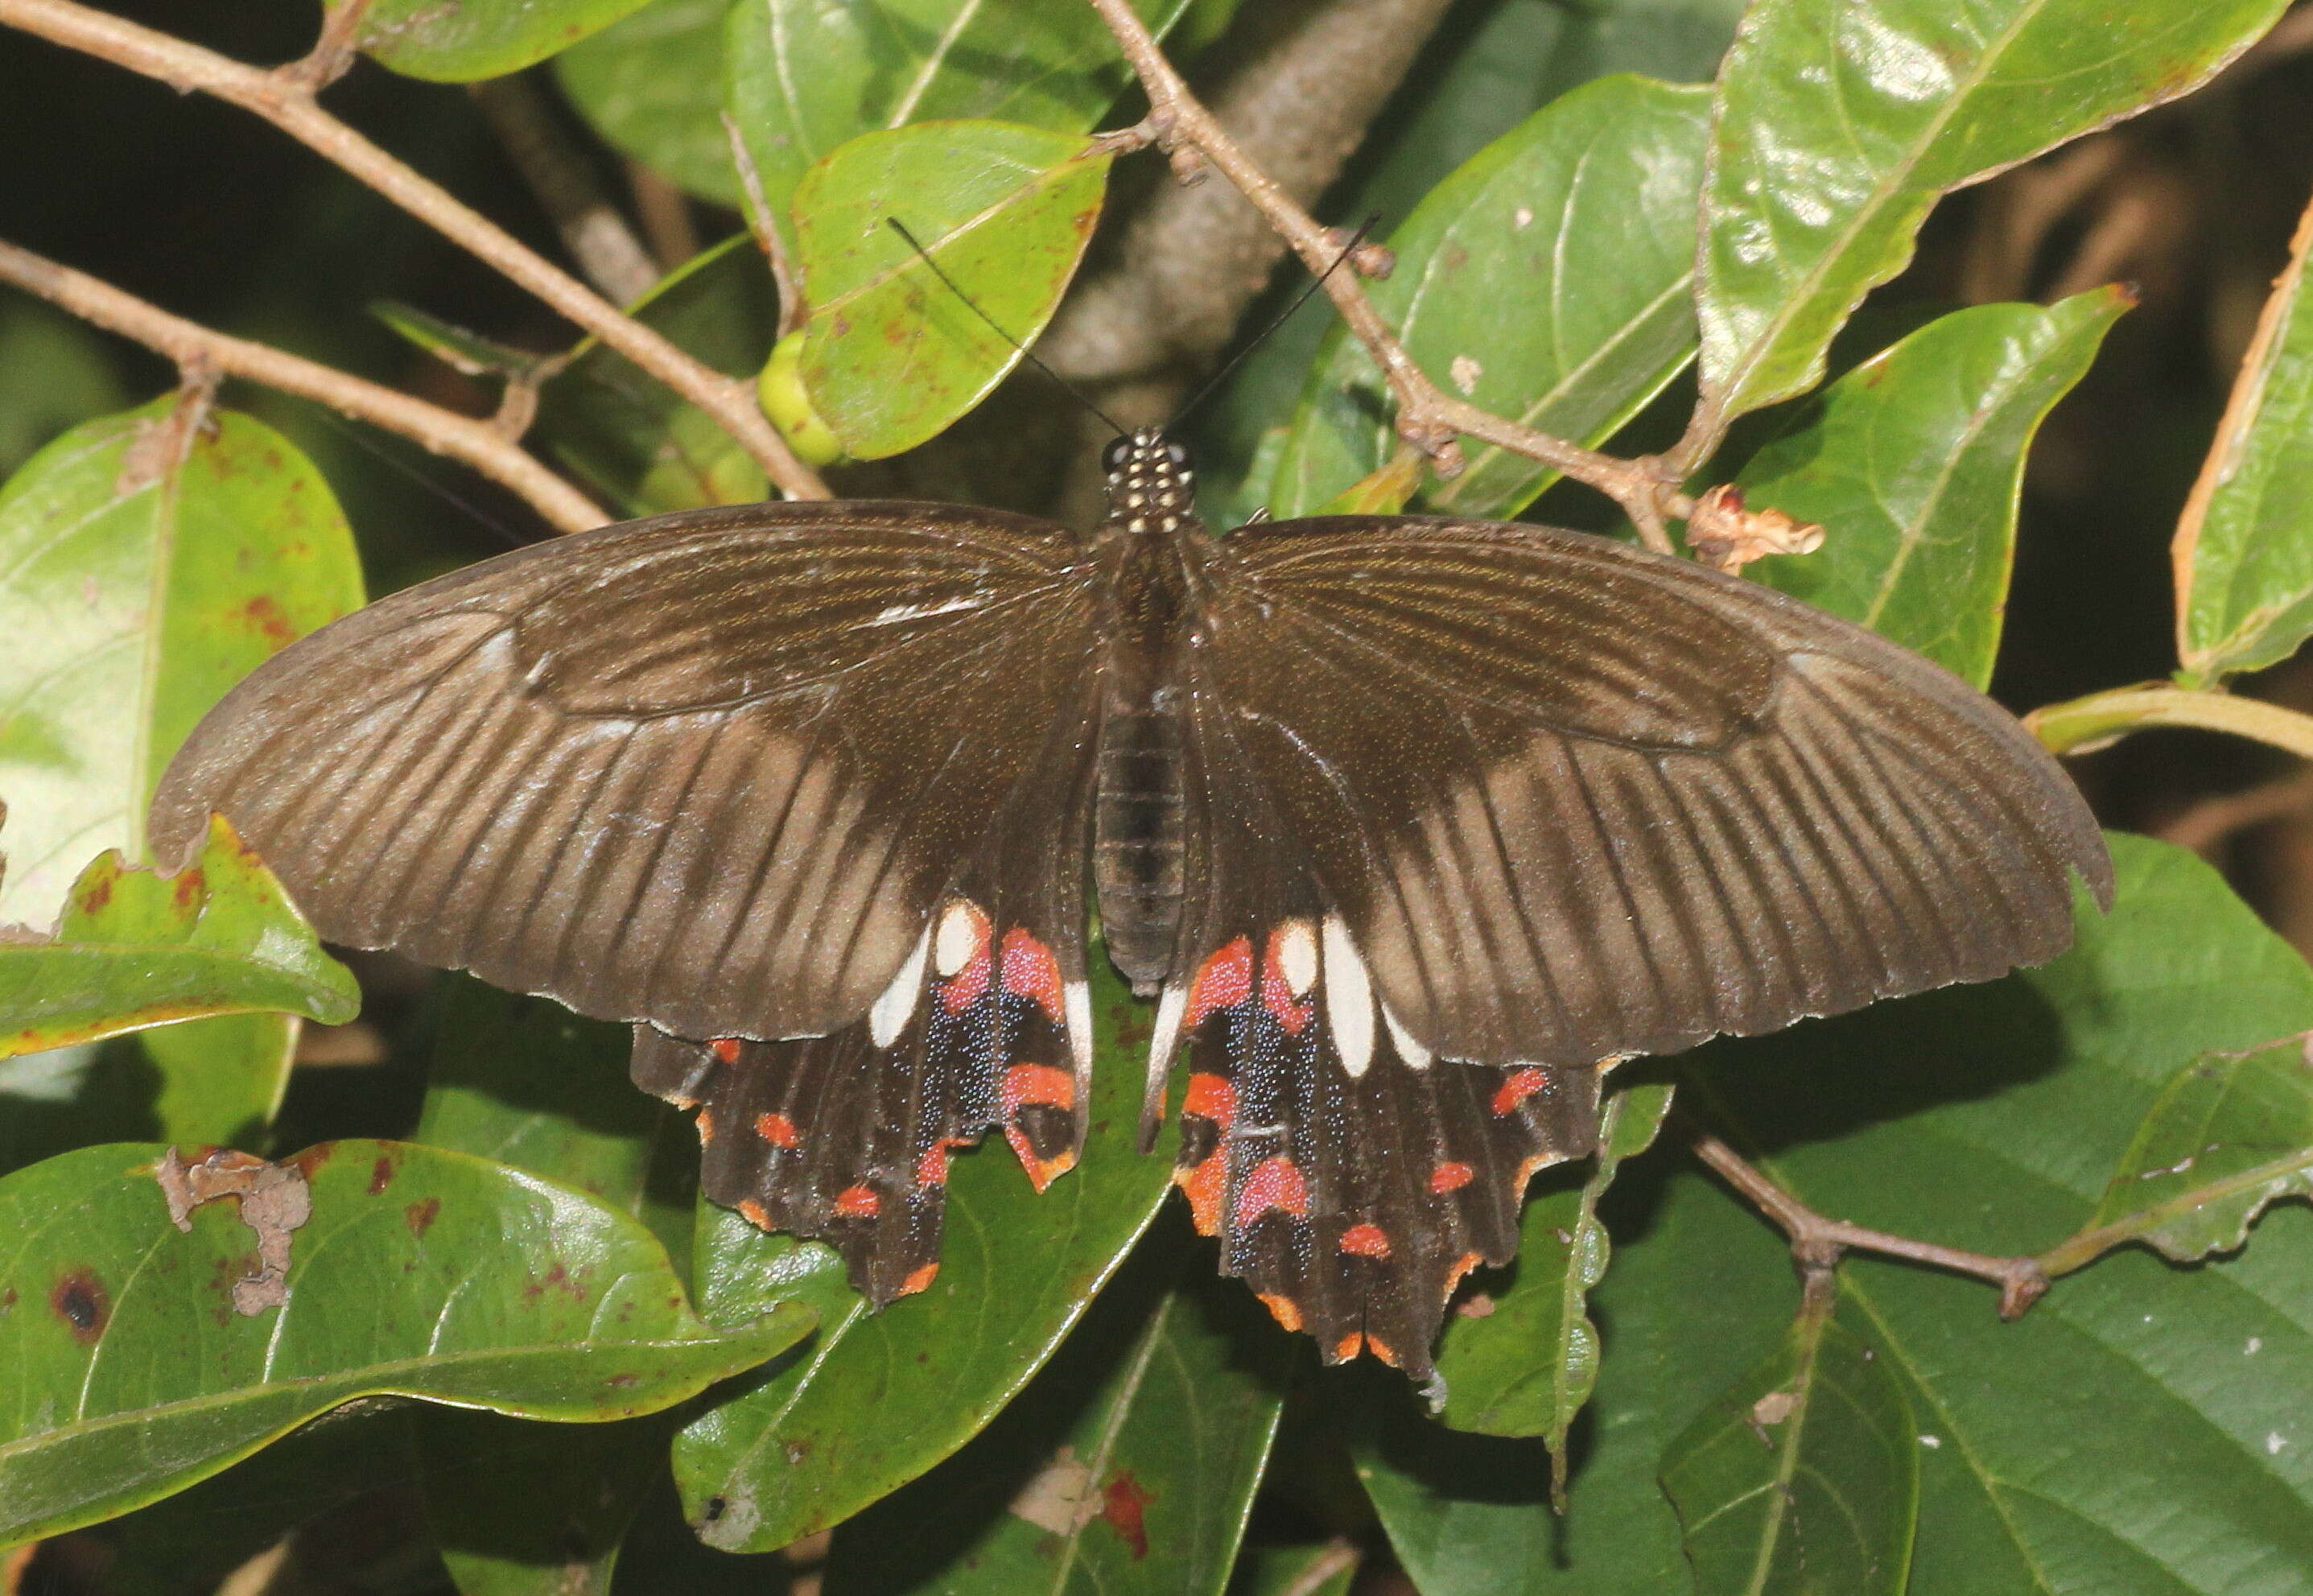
<box><xmin>150</xmin><ymin>429</ymin><xmax>2109</xmax><ymax>1381</ymax></box>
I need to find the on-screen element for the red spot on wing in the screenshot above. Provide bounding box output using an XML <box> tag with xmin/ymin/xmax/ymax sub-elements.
<box><xmin>737</xmin><ymin>1198</ymin><xmax>773</xmax><ymax>1230</ymax></box>
<box><xmin>939</xmin><ymin>905</ymin><xmax>994</xmax><ymax>1013</ymax></box>
<box><xmin>1181</xmin><ymin>1071</ymin><xmax>1235</xmax><ymax>1128</ymax></box>
<box><xmin>1259</xmin><ymin>930</ymin><xmax>1313</xmax><ymax>1034</ymax></box>
<box><xmin>833</xmin><ymin>1185</ymin><xmax>880</xmax><ymax>1219</ymax></box>
<box><xmin>754</xmin><ymin>1112</ymin><xmax>800</xmax><ymax>1149</ymax></box>
<box><xmin>1445</xmin><ymin>1251</ymin><xmax>1485</xmax><ymax>1297</ymax></box>
<box><xmin>1257</xmin><ymin>1293</ymin><xmax>1303</xmax><ymax>1332</ymax></box>
<box><xmin>1364</xmin><ymin>1334</ymin><xmax>1400</xmax><ymax>1367</ymax></box>
<box><xmin>916</xmin><ymin>1143</ymin><xmax>950</xmax><ymax>1186</ymax></box>
<box><xmin>1176</xmin><ymin>1153</ymin><xmax>1223</xmax><ymax>1234</ymax></box>
<box><xmin>1338</xmin><ymin>1223</ymin><xmax>1391</xmax><ymax>1258</ymax></box>
<box><xmin>1005</xmin><ymin>1128</ymin><xmax>1076</xmax><ymax>1192</ymax></box>
<box><xmin>899</xmin><ymin>1262</ymin><xmax>940</xmax><ymax>1296</ymax></box>
<box><xmin>1490</xmin><ymin>1067</ymin><xmax>1549</xmax><ymax>1116</ymax></box>
<box><xmin>711</xmin><ymin>1037</ymin><xmax>744</xmax><ymax>1065</ymax></box>
<box><xmin>1233</xmin><ymin>1156</ymin><xmax>1308</xmax><ymax>1225</ymax></box>
<box><xmin>1429</xmin><ymin>1161</ymin><xmax>1475</xmax><ymax>1193</ymax></box>
<box><xmin>1100</xmin><ymin>1472</ymin><xmax>1153</xmax><ymax>1561</ymax></box>
<box><xmin>1182</xmin><ymin>938</ymin><xmax>1253</xmax><ymax>1031</ymax></box>
<box><xmin>1000</xmin><ymin>1063</ymin><xmax>1075</xmax><ymax>1116</ymax></box>
<box><xmin>999</xmin><ymin>928</ymin><xmax>1065</xmax><ymax>1021</ymax></box>
<box><xmin>695</xmin><ymin>1109</ymin><xmax>716</xmax><ymax>1144</ymax></box>
<box><xmin>1334</xmin><ymin>1331</ymin><xmax>1365</xmax><ymax>1361</ymax></box>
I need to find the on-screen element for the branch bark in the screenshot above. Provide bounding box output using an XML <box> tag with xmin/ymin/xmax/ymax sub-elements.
<box><xmin>0</xmin><ymin>0</ymin><xmax>828</xmax><ymax>501</ymax></box>
<box><xmin>468</xmin><ymin>73</ymin><xmax>660</xmax><ymax>304</ymax></box>
<box><xmin>1082</xmin><ymin>0</ymin><xmax>1695</xmax><ymax>548</ymax></box>
<box><xmin>0</xmin><ymin>237</ymin><xmax>609</xmax><ymax>534</ymax></box>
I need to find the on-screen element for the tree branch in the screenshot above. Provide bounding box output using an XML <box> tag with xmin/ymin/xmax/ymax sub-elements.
<box><xmin>1689</xmin><ymin>1126</ymin><xmax>2051</xmax><ymax>1319</ymax></box>
<box><xmin>468</xmin><ymin>74</ymin><xmax>659</xmax><ymax>304</ymax></box>
<box><xmin>0</xmin><ymin>0</ymin><xmax>829</xmax><ymax>501</ymax></box>
<box><xmin>0</xmin><ymin>237</ymin><xmax>608</xmax><ymax>534</ymax></box>
<box><xmin>1083</xmin><ymin>0</ymin><xmax>1692</xmax><ymax>548</ymax></box>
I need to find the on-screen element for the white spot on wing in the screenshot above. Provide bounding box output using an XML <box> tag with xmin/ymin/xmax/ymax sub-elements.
<box><xmin>868</xmin><ymin>924</ymin><xmax>930</xmax><ymax>1049</ymax></box>
<box><xmin>934</xmin><ymin>899</ymin><xmax>982</xmax><ymax>977</ymax></box>
<box><xmin>1276</xmin><ymin>918</ymin><xmax>1319</xmax><ymax>996</ymax></box>
<box><xmin>1066</xmin><ymin>978</ymin><xmax>1093</xmax><ymax>1080</ymax></box>
<box><xmin>1381</xmin><ymin>999</ymin><xmax>1432</xmax><ymax>1070</ymax></box>
<box><xmin>1148</xmin><ymin>983</ymin><xmax>1188</xmax><ymax>1075</ymax></box>
<box><xmin>867</xmin><ymin>596</ymin><xmax>983</xmax><ymax>626</ymax></box>
<box><xmin>1322</xmin><ymin>916</ymin><xmax>1375</xmax><ymax>1078</ymax></box>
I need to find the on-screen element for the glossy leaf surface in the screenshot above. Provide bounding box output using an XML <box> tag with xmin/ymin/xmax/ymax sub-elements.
<box><xmin>1363</xmin><ymin>835</ymin><xmax>2313</xmax><ymax>1592</ymax></box>
<box><xmin>1737</xmin><ymin>290</ymin><xmax>2126</xmax><ymax>687</ymax></box>
<box><xmin>1661</xmin><ymin>1310</ymin><xmax>1918</xmax><ymax>1596</ymax></box>
<box><xmin>723</xmin><ymin>0</ymin><xmax>1189</xmax><ymax>254</ymax></box>
<box><xmin>824</xmin><ymin>1219</ymin><xmax>1292</xmax><ymax>1594</ymax></box>
<box><xmin>0</xmin><ymin>814</ymin><xmax>355</xmax><ymax>1058</ymax></box>
<box><xmin>344</xmin><ymin>0</ymin><xmax>655</xmax><ymax>81</ymax></box>
<box><xmin>2175</xmin><ymin>196</ymin><xmax>2313</xmax><ymax>683</ymax></box>
<box><xmin>558</xmin><ymin>0</ymin><xmax>740</xmax><ymax>205</ymax></box>
<box><xmin>795</xmin><ymin>122</ymin><xmax>1108</xmax><ymax>460</ymax></box>
<box><xmin>0</xmin><ymin>1139</ymin><xmax>810</xmax><ymax>1547</ymax></box>
<box><xmin>1271</xmin><ymin>75</ymin><xmax>1709</xmax><ymax>519</ymax></box>
<box><xmin>671</xmin><ymin>948</ymin><xmax>1177</xmax><ymax>1551</ymax></box>
<box><xmin>1696</xmin><ymin>0</ymin><xmax>2285</xmax><ymax>439</ymax></box>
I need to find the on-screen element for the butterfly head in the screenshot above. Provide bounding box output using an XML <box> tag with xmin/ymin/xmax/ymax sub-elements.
<box><xmin>1100</xmin><ymin>428</ymin><xmax>1195</xmax><ymax>536</ymax></box>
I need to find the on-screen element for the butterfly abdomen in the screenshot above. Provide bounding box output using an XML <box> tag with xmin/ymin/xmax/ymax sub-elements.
<box><xmin>1094</xmin><ymin>703</ymin><xmax>1186</xmax><ymax>994</ymax></box>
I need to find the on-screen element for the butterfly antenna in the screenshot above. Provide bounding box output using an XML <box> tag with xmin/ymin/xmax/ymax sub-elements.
<box><xmin>884</xmin><ymin>217</ymin><xmax>1129</xmax><ymax>437</ymax></box>
<box><xmin>1169</xmin><ymin>212</ymin><xmax>1383</xmax><ymax>430</ymax></box>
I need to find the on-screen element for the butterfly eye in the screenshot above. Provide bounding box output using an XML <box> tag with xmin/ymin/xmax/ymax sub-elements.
<box><xmin>1102</xmin><ymin>437</ymin><xmax>1132</xmax><ymax>475</ymax></box>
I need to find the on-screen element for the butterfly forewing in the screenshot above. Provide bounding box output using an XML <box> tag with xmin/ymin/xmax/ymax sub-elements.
<box><xmin>1185</xmin><ymin>514</ymin><xmax>2111</xmax><ymax>1071</ymax></box>
<box><xmin>150</xmin><ymin>501</ymin><xmax>1104</xmax><ymax>1045</ymax></box>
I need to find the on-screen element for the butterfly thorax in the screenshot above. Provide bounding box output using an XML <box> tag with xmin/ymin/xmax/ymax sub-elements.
<box><xmin>1091</xmin><ymin>429</ymin><xmax>1206</xmax><ymax>994</ymax></box>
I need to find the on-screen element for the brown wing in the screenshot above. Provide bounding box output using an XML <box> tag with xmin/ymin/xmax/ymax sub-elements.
<box><xmin>1179</xmin><ymin>513</ymin><xmax>2110</xmax><ymax>1073</ymax></box>
<box><xmin>150</xmin><ymin>500</ymin><xmax>1103</xmax><ymax>1044</ymax></box>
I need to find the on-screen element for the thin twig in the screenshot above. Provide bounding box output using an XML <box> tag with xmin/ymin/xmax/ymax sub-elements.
<box><xmin>0</xmin><ymin>0</ymin><xmax>828</xmax><ymax>501</ymax></box>
<box><xmin>2154</xmin><ymin>764</ymin><xmax>2313</xmax><ymax>852</ymax></box>
<box><xmin>2027</xmin><ymin>683</ymin><xmax>2313</xmax><ymax>761</ymax></box>
<box><xmin>0</xmin><ymin>237</ymin><xmax>608</xmax><ymax>534</ymax></box>
<box><xmin>1690</xmin><ymin>1127</ymin><xmax>2051</xmax><ymax>1319</ymax></box>
<box><xmin>468</xmin><ymin>74</ymin><xmax>659</xmax><ymax>303</ymax></box>
<box><xmin>724</xmin><ymin>109</ymin><xmax>803</xmax><ymax>339</ymax></box>
<box><xmin>1084</xmin><ymin>0</ymin><xmax>1690</xmax><ymax>548</ymax></box>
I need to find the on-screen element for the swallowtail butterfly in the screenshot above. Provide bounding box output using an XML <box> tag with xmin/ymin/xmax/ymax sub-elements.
<box><xmin>150</xmin><ymin>430</ymin><xmax>2109</xmax><ymax>1380</ymax></box>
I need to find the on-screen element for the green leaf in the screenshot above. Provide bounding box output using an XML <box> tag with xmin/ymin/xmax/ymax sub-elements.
<box><xmin>421</xmin><ymin>1408</ymin><xmax>670</xmax><ymax>1596</ymax></box>
<box><xmin>342</xmin><ymin>0</ymin><xmax>658</xmax><ymax>81</ymax></box>
<box><xmin>0</xmin><ymin>297</ymin><xmax>129</xmax><ymax>480</ymax></box>
<box><xmin>1360</xmin><ymin>833</ymin><xmax>2313</xmax><ymax>1592</ymax></box>
<box><xmin>795</xmin><ymin>122</ymin><xmax>1109</xmax><ymax>460</ymax></box>
<box><xmin>1269</xmin><ymin>76</ymin><xmax>1709</xmax><ymax>520</ymax></box>
<box><xmin>824</xmin><ymin>1216</ymin><xmax>1293</xmax><ymax>1594</ymax></box>
<box><xmin>1227</xmin><ymin>1542</ymin><xmax>1360</xmax><ymax>1596</ymax></box>
<box><xmin>1660</xmin><ymin>1308</ymin><xmax>1919</xmax><ymax>1596</ymax></box>
<box><xmin>1695</xmin><ymin>0</ymin><xmax>2287</xmax><ymax>443</ymax></box>
<box><xmin>558</xmin><ymin>0</ymin><xmax>741</xmax><ymax>205</ymax></box>
<box><xmin>2047</xmin><ymin>1029</ymin><xmax>2313</xmax><ymax>1269</ymax></box>
<box><xmin>0</xmin><ymin>395</ymin><xmax>361</xmax><ymax>1142</ymax></box>
<box><xmin>2175</xmin><ymin>198</ymin><xmax>2313</xmax><ymax>683</ymax></box>
<box><xmin>1735</xmin><ymin>289</ymin><xmax>2128</xmax><ymax>687</ymax></box>
<box><xmin>534</xmin><ymin>236</ymin><xmax>779</xmax><ymax>516</ymax></box>
<box><xmin>1433</xmin><ymin>1082</ymin><xmax>1673</xmax><ymax>1454</ymax></box>
<box><xmin>373</xmin><ymin>301</ymin><xmax>559</xmax><ymax>385</ymax></box>
<box><xmin>0</xmin><ymin>1138</ymin><xmax>811</xmax><ymax>1548</ymax></box>
<box><xmin>0</xmin><ymin>814</ymin><xmax>358</xmax><ymax>1058</ymax></box>
<box><xmin>670</xmin><ymin>948</ymin><xmax>1177</xmax><ymax>1552</ymax></box>
<box><xmin>724</xmin><ymin>0</ymin><xmax>1192</xmax><ymax>256</ymax></box>
<box><xmin>412</xmin><ymin>981</ymin><xmax>699</xmax><ymax>1595</ymax></box>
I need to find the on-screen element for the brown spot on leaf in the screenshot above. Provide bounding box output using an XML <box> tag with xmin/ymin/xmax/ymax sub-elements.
<box><xmin>75</xmin><ymin>871</ymin><xmax>115</xmax><ymax>916</ymax></box>
<box><xmin>50</xmin><ymin>1271</ymin><xmax>108</xmax><ymax>1342</ymax></box>
<box><xmin>1099</xmin><ymin>1472</ymin><xmax>1152</xmax><ymax>1560</ymax></box>
<box><xmin>368</xmin><ymin>1153</ymin><xmax>398</xmax><ymax>1195</ymax></box>
<box><xmin>155</xmin><ymin>1147</ymin><xmax>311</xmax><ymax>1315</ymax></box>
<box><xmin>241</xmin><ymin>594</ymin><xmax>297</xmax><ymax>648</ymax></box>
<box><xmin>405</xmin><ymin>1197</ymin><xmax>440</xmax><ymax>1237</ymax></box>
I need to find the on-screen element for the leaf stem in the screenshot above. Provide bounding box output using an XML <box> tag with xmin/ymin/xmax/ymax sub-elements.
<box><xmin>1688</xmin><ymin>1126</ymin><xmax>2050</xmax><ymax>1319</ymax></box>
<box><xmin>0</xmin><ymin>0</ymin><xmax>831</xmax><ymax>501</ymax></box>
<box><xmin>0</xmin><ymin>236</ymin><xmax>608</xmax><ymax>534</ymax></box>
<box><xmin>2026</xmin><ymin>683</ymin><xmax>2313</xmax><ymax>761</ymax></box>
<box><xmin>1083</xmin><ymin>0</ymin><xmax>1694</xmax><ymax>550</ymax></box>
